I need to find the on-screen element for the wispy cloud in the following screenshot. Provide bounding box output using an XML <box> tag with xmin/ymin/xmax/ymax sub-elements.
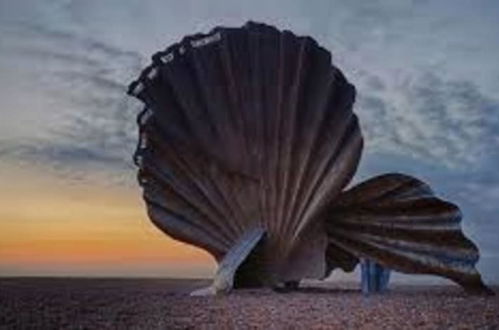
<box><xmin>357</xmin><ymin>71</ymin><xmax>499</xmax><ymax>168</ymax></box>
<box><xmin>0</xmin><ymin>21</ymin><xmax>145</xmax><ymax>184</ymax></box>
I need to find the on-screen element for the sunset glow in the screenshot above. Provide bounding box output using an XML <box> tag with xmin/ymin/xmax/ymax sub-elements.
<box><xmin>0</xmin><ymin>165</ymin><xmax>215</xmax><ymax>277</ymax></box>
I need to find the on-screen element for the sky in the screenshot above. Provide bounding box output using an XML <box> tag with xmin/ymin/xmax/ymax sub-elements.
<box><xmin>0</xmin><ymin>0</ymin><xmax>498</xmax><ymax>283</ymax></box>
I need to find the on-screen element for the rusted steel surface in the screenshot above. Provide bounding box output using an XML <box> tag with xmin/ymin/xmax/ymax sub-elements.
<box><xmin>127</xmin><ymin>22</ymin><xmax>491</xmax><ymax>294</ymax></box>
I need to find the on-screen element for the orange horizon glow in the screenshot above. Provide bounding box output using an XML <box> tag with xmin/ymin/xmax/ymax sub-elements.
<box><xmin>0</xmin><ymin>164</ymin><xmax>216</xmax><ymax>278</ymax></box>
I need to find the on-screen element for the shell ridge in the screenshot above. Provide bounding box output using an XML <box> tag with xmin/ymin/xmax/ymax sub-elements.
<box><xmin>187</xmin><ymin>162</ymin><xmax>247</xmax><ymax>240</ymax></box>
<box><xmin>328</xmin><ymin>228</ymin><xmax>479</xmax><ymax>275</ymax></box>
<box><xmin>275</xmin><ymin>36</ymin><xmax>310</xmax><ymax>244</ymax></box>
<box><xmin>272</xmin><ymin>31</ymin><xmax>307</xmax><ymax>252</ymax></box>
<box><xmin>146</xmin><ymin>129</ymin><xmax>243</xmax><ymax>241</ymax></box>
<box><xmin>188</xmin><ymin>46</ymin><xmax>232</xmax><ymax>152</ymax></box>
<box><xmin>283</xmin><ymin>57</ymin><xmax>335</xmax><ymax>242</ymax></box>
<box><xmin>142</xmin><ymin>162</ymin><xmax>236</xmax><ymax>245</ymax></box>
<box><xmin>254</xmin><ymin>30</ymin><xmax>279</xmax><ymax>238</ymax></box>
<box><xmin>248</xmin><ymin>30</ymin><xmax>264</xmax><ymax>171</ymax></box>
<box><xmin>317</xmin><ymin>123</ymin><xmax>363</xmax><ymax>213</ymax></box>
<box><xmin>158</xmin><ymin>46</ymin><xmax>251</xmax><ymax>237</ymax></box>
<box><xmin>142</xmin><ymin>149</ymin><xmax>237</xmax><ymax>244</ymax></box>
<box><xmin>281</xmin><ymin>38</ymin><xmax>334</xmax><ymax>243</ymax></box>
<box><xmin>212</xmin><ymin>169</ymin><xmax>251</xmax><ymax>236</ymax></box>
<box><xmin>247</xmin><ymin>29</ymin><xmax>267</xmax><ymax>231</ymax></box>
<box><xmin>141</xmin><ymin>72</ymin><xmax>196</xmax><ymax>150</ymax></box>
<box><xmin>353</xmin><ymin>198</ymin><xmax>460</xmax><ymax>218</ymax></box>
<box><xmin>144</xmin><ymin>183</ymin><xmax>233</xmax><ymax>249</ymax></box>
<box><xmin>332</xmin><ymin>221</ymin><xmax>477</xmax><ymax>256</ymax></box>
<box><xmin>273</xmin><ymin>31</ymin><xmax>307</xmax><ymax>255</ymax></box>
<box><xmin>191</xmin><ymin>46</ymin><xmax>249</xmax><ymax>235</ymax></box>
<box><xmin>147</xmin><ymin>203</ymin><xmax>227</xmax><ymax>258</ymax></box>
<box><xmin>216</xmin><ymin>29</ymin><xmax>263</xmax><ymax>231</ymax></box>
<box><xmin>267</xmin><ymin>31</ymin><xmax>287</xmax><ymax>244</ymax></box>
<box><xmin>287</xmin><ymin>74</ymin><xmax>353</xmax><ymax>235</ymax></box>
<box><xmin>229</xmin><ymin>176</ymin><xmax>262</xmax><ymax>231</ymax></box>
<box><xmin>334</xmin><ymin>220</ymin><xmax>460</xmax><ymax>231</ymax></box>
<box><xmin>195</xmin><ymin>36</ymin><xmax>249</xmax><ymax>168</ymax></box>
<box><xmin>230</xmin><ymin>29</ymin><xmax>258</xmax><ymax>172</ymax></box>
<box><xmin>293</xmin><ymin>115</ymin><xmax>362</xmax><ymax>242</ymax></box>
<box><xmin>161</xmin><ymin>51</ymin><xmax>222</xmax><ymax>163</ymax></box>
<box><xmin>337</xmin><ymin>174</ymin><xmax>433</xmax><ymax>208</ymax></box>
<box><xmin>186</xmin><ymin>32</ymin><xmax>258</xmax><ymax>235</ymax></box>
<box><xmin>219</xmin><ymin>31</ymin><xmax>249</xmax><ymax>167</ymax></box>
<box><xmin>257</xmin><ymin>29</ymin><xmax>280</xmax><ymax>241</ymax></box>
<box><xmin>290</xmin><ymin>102</ymin><xmax>356</xmax><ymax>241</ymax></box>
<box><xmin>333</xmin><ymin>210</ymin><xmax>460</xmax><ymax>226</ymax></box>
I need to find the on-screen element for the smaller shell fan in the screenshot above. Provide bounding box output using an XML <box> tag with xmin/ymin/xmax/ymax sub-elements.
<box><xmin>128</xmin><ymin>21</ymin><xmax>362</xmax><ymax>286</ymax></box>
<box><xmin>324</xmin><ymin>173</ymin><xmax>492</xmax><ymax>295</ymax></box>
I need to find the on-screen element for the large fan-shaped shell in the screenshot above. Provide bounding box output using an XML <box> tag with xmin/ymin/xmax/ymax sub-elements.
<box><xmin>128</xmin><ymin>22</ymin><xmax>362</xmax><ymax>283</ymax></box>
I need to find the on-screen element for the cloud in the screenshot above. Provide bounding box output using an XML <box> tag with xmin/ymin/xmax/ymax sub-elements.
<box><xmin>0</xmin><ymin>21</ymin><xmax>145</xmax><ymax>184</ymax></box>
<box><xmin>356</xmin><ymin>71</ymin><xmax>499</xmax><ymax>169</ymax></box>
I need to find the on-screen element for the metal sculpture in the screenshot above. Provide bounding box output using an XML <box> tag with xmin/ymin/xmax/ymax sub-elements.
<box><xmin>127</xmin><ymin>22</ymin><xmax>492</xmax><ymax>295</ymax></box>
<box><xmin>360</xmin><ymin>259</ymin><xmax>391</xmax><ymax>294</ymax></box>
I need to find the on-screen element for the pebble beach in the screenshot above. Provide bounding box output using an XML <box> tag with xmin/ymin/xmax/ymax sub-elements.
<box><xmin>1</xmin><ymin>278</ymin><xmax>497</xmax><ymax>329</ymax></box>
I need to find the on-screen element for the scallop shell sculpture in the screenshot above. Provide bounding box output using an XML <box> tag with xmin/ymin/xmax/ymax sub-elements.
<box><xmin>127</xmin><ymin>22</ymin><xmax>491</xmax><ymax>295</ymax></box>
